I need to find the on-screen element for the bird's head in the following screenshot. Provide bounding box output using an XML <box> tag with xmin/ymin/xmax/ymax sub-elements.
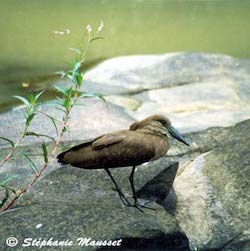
<box><xmin>130</xmin><ymin>114</ymin><xmax>190</xmax><ymax>146</ymax></box>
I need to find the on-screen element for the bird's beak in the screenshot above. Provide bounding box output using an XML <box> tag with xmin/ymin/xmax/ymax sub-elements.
<box><xmin>168</xmin><ymin>126</ymin><xmax>190</xmax><ymax>146</ymax></box>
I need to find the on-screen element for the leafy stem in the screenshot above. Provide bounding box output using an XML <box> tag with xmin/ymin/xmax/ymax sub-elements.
<box><xmin>0</xmin><ymin>91</ymin><xmax>44</xmax><ymax>167</ymax></box>
<box><xmin>0</xmin><ymin>21</ymin><xmax>104</xmax><ymax>211</ymax></box>
<box><xmin>1</xmin><ymin>91</ymin><xmax>78</xmax><ymax>212</ymax></box>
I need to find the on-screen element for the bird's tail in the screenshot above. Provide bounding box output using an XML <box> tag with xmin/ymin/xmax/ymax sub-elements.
<box><xmin>57</xmin><ymin>141</ymin><xmax>93</xmax><ymax>164</ymax></box>
<box><xmin>57</xmin><ymin>151</ymin><xmax>68</xmax><ymax>164</ymax></box>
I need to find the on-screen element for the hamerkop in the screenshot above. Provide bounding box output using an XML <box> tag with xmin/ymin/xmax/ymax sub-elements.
<box><xmin>57</xmin><ymin>114</ymin><xmax>189</xmax><ymax>211</ymax></box>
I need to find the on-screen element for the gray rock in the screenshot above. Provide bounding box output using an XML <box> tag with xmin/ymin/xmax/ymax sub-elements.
<box><xmin>131</xmin><ymin>81</ymin><xmax>250</xmax><ymax>133</ymax></box>
<box><xmin>83</xmin><ymin>53</ymin><xmax>250</xmax><ymax>95</ymax></box>
<box><xmin>12</xmin><ymin>159</ymin><xmax>181</xmax><ymax>212</ymax></box>
<box><xmin>1</xmin><ymin>120</ymin><xmax>249</xmax><ymax>251</ymax></box>
<box><xmin>171</xmin><ymin>120</ymin><xmax>250</xmax><ymax>251</ymax></box>
<box><xmin>0</xmin><ymin>203</ymin><xmax>189</xmax><ymax>251</ymax></box>
<box><xmin>81</xmin><ymin>53</ymin><xmax>250</xmax><ymax>132</ymax></box>
<box><xmin>0</xmin><ymin>160</ymin><xmax>189</xmax><ymax>251</ymax></box>
<box><xmin>0</xmin><ymin>98</ymin><xmax>134</xmax><ymax>147</ymax></box>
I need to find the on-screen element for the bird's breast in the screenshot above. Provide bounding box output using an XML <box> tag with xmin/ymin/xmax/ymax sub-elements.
<box><xmin>151</xmin><ymin>135</ymin><xmax>169</xmax><ymax>160</ymax></box>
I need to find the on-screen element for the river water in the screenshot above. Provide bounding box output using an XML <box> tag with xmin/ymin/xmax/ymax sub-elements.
<box><xmin>0</xmin><ymin>0</ymin><xmax>249</xmax><ymax>111</ymax></box>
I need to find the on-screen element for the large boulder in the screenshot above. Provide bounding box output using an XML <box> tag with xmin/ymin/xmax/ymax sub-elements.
<box><xmin>171</xmin><ymin>120</ymin><xmax>250</xmax><ymax>251</ymax></box>
<box><xmin>82</xmin><ymin>53</ymin><xmax>250</xmax><ymax>132</ymax></box>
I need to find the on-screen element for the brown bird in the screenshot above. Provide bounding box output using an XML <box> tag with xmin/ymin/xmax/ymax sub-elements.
<box><xmin>57</xmin><ymin>114</ymin><xmax>189</xmax><ymax>211</ymax></box>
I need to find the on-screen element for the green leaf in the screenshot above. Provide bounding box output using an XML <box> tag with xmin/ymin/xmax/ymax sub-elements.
<box><xmin>42</xmin><ymin>142</ymin><xmax>48</xmax><ymax>163</ymax></box>
<box><xmin>0</xmin><ymin>185</ymin><xmax>17</xmax><ymax>208</ymax></box>
<box><xmin>0</xmin><ymin>186</ymin><xmax>10</xmax><ymax>208</ymax></box>
<box><xmin>54</xmin><ymin>85</ymin><xmax>68</xmax><ymax>96</ymax></box>
<box><xmin>35</xmin><ymin>90</ymin><xmax>45</xmax><ymax>101</ymax></box>
<box><xmin>79</xmin><ymin>92</ymin><xmax>107</xmax><ymax>108</ymax></box>
<box><xmin>66</xmin><ymin>75</ymin><xmax>75</xmax><ymax>83</ymax></box>
<box><xmin>0</xmin><ymin>137</ymin><xmax>15</xmax><ymax>147</ymax></box>
<box><xmin>75</xmin><ymin>73</ymin><xmax>83</xmax><ymax>87</ymax></box>
<box><xmin>73</xmin><ymin>61</ymin><xmax>82</xmax><ymax>72</ymax></box>
<box><xmin>55</xmin><ymin>106</ymin><xmax>67</xmax><ymax>114</ymax></box>
<box><xmin>25</xmin><ymin>132</ymin><xmax>55</xmax><ymax>142</ymax></box>
<box><xmin>23</xmin><ymin>155</ymin><xmax>38</xmax><ymax>173</ymax></box>
<box><xmin>56</xmin><ymin>71</ymin><xmax>68</xmax><ymax>78</ymax></box>
<box><xmin>0</xmin><ymin>174</ymin><xmax>19</xmax><ymax>186</ymax></box>
<box><xmin>14</xmin><ymin>96</ymin><xmax>30</xmax><ymax>108</ymax></box>
<box><xmin>63</xmin><ymin>98</ymin><xmax>70</xmax><ymax>109</ymax></box>
<box><xmin>69</xmin><ymin>47</ymin><xmax>82</xmax><ymax>55</ymax></box>
<box><xmin>28</xmin><ymin>93</ymin><xmax>36</xmax><ymax>106</ymax></box>
<box><xmin>65</xmin><ymin>87</ymin><xmax>73</xmax><ymax>96</ymax></box>
<box><xmin>49</xmin><ymin>117</ymin><xmax>59</xmax><ymax>136</ymax></box>
<box><xmin>26</xmin><ymin>113</ymin><xmax>36</xmax><ymax>126</ymax></box>
<box><xmin>38</xmin><ymin>113</ymin><xmax>59</xmax><ymax>136</ymax></box>
<box><xmin>89</xmin><ymin>36</ymin><xmax>104</xmax><ymax>43</ymax></box>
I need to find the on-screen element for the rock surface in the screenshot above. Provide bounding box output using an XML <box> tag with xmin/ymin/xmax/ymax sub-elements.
<box><xmin>0</xmin><ymin>53</ymin><xmax>250</xmax><ymax>251</ymax></box>
<box><xmin>0</xmin><ymin>120</ymin><xmax>249</xmax><ymax>251</ymax></box>
<box><xmin>0</xmin><ymin>98</ymin><xmax>134</xmax><ymax>147</ymax></box>
<box><xmin>0</xmin><ymin>160</ymin><xmax>189</xmax><ymax>251</ymax></box>
<box><xmin>173</xmin><ymin>121</ymin><xmax>250</xmax><ymax>250</ymax></box>
<box><xmin>83</xmin><ymin>53</ymin><xmax>250</xmax><ymax>132</ymax></box>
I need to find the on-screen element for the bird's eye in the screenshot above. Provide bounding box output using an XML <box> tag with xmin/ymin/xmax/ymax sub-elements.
<box><xmin>159</xmin><ymin>120</ymin><xmax>165</xmax><ymax>124</ymax></box>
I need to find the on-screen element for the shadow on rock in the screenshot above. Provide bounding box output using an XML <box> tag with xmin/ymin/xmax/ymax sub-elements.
<box><xmin>136</xmin><ymin>162</ymin><xmax>178</xmax><ymax>214</ymax></box>
<box><xmin>96</xmin><ymin>230</ymin><xmax>190</xmax><ymax>251</ymax></box>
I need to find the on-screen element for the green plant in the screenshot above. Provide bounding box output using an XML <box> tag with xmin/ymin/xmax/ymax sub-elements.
<box><xmin>0</xmin><ymin>21</ymin><xmax>104</xmax><ymax>211</ymax></box>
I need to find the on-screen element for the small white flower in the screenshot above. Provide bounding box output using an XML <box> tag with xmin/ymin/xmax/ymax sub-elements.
<box><xmin>65</xmin><ymin>28</ymin><xmax>71</xmax><ymax>34</ymax></box>
<box><xmin>54</xmin><ymin>30</ymin><xmax>65</xmax><ymax>35</ymax></box>
<box><xmin>97</xmin><ymin>20</ymin><xmax>104</xmax><ymax>33</ymax></box>
<box><xmin>86</xmin><ymin>25</ymin><xmax>92</xmax><ymax>33</ymax></box>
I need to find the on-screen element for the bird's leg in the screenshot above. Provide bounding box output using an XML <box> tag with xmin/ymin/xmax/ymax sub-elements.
<box><xmin>128</xmin><ymin>166</ymin><xmax>144</xmax><ymax>212</ymax></box>
<box><xmin>129</xmin><ymin>166</ymin><xmax>156</xmax><ymax>212</ymax></box>
<box><xmin>129</xmin><ymin>166</ymin><xmax>138</xmax><ymax>204</ymax></box>
<box><xmin>105</xmin><ymin>169</ymin><xmax>131</xmax><ymax>206</ymax></box>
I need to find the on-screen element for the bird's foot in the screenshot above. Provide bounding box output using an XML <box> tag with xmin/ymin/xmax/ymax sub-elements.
<box><xmin>127</xmin><ymin>201</ymin><xmax>156</xmax><ymax>212</ymax></box>
<box><xmin>138</xmin><ymin>203</ymin><xmax>156</xmax><ymax>211</ymax></box>
<box><xmin>138</xmin><ymin>200</ymin><xmax>156</xmax><ymax>210</ymax></box>
<box><xmin>127</xmin><ymin>203</ymin><xmax>145</xmax><ymax>213</ymax></box>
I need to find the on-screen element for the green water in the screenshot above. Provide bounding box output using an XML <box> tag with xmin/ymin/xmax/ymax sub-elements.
<box><xmin>0</xmin><ymin>0</ymin><xmax>250</xmax><ymax>111</ymax></box>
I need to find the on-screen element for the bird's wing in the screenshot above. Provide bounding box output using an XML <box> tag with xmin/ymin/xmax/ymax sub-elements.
<box><xmin>92</xmin><ymin>133</ymin><xmax>127</xmax><ymax>150</ymax></box>
<box><xmin>57</xmin><ymin>138</ymin><xmax>97</xmax><ymax>163</ymax></box>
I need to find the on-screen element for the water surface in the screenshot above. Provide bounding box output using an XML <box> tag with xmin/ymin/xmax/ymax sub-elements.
<box><xmin>0</xmin><ymin>0</ymin><xmax>249</xmax><ymax>111</ymax></box>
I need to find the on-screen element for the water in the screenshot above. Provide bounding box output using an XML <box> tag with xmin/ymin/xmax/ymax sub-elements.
<box><xmin>0</xmin><ymin>0</ymin><xmax>250</xmax><ymax>111</ymax></box>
